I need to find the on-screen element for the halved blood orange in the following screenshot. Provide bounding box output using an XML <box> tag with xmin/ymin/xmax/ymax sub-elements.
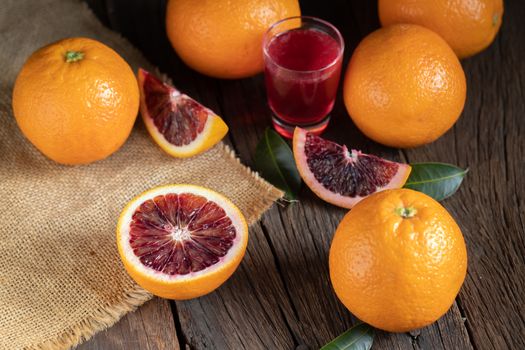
<box><xmin>293</xmin><ymin>127</ymin><xmax>411</xmax><ymax>209</ymax></box>
<box><xmin>138</xmin><ymin>68</ymin><xmax>228</xmax><ymax>158</ymax></box>
<box><xmin>117</xmin><ymin>184</ymin><xmax>248</xmax><ymax>300</ymax></box>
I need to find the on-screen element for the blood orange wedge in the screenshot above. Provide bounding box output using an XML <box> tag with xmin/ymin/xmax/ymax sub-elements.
<box><xmin>293</xmin><ymin>127</ymin><xmax>411</xmax><ymax>209</ymax></box>
<box><xmin>138</xmin><ymin>69</ymin><xmax>228</xmax><ymax>158</ymax></box>
<box><xmin>117</xmin><ymin>184</ymin><xmax>248</xmax><ymax>300</ymax></box>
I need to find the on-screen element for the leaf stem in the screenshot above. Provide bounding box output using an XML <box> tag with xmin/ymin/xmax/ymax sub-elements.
<box><xmin>264</xmin><ymin>129</ymin><xmax>292</xmax><ymax>196</ymax></box>
<box><xmin>404</xmin><ymin>169</ymin><xmax>469</xmax><ymax>186</ymax></box>
<box><xmin>65</xmin><ymin>50</ymin><xmax>84</xmax><ymax>63</ymax></box>
<box><xmin>395</xmin><ymin>206</ymin><xmax>417</xmax><ymax>218</ymax></box>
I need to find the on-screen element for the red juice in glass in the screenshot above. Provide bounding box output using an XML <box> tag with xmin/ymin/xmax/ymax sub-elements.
<box><xmin>263</xmin><ymin>17</ymin><xmax>344</xmax><ymax>138</ymax></box>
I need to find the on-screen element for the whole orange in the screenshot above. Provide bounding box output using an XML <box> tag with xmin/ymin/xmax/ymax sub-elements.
<box><xmin>165</xmin><ymin>0</ymin><xmax>300</xmax><ymax>79</ymax></box>
<box><xmin>379</xmin><ymin>0</ymin><xmax>504</xmax><ymax>59</ymax></box>
<box><xmin>329</xmin><ymin>189</ymin><xmax>467</xmax><ymax>332</ymax></box>
<box><xmin>343</xmin><ymin>24</ymin><xmax>466</xmax><ymax>148</ymax></box>
<box><xmin>12</xmin><ymin>37</ymin><xmax>139</xmax><ymax>165</ymax></box>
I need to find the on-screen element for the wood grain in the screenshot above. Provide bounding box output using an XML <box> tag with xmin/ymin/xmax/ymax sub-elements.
<box><xmin>76</xmin><ymin>298</ymin><xmax>179</xmax><ymax>350</ymax></box>
<box><xmin>77</xmin><ymin>0</ymin><xmax>525</xmax><ymax>349</ymax></box>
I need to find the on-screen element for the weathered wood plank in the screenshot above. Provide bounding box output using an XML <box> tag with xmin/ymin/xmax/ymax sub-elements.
<box><xmin>75</xmin><ymin>298</ymin><xmax>179</xmax><ymax>350</ymax></box>
<box><xmin>400</xmin><ymin>2</ymin><xmax>525</xmax><ymax>348</ymax></box>
<box><xmin>173</xmin><ymin>224</ymin><xmax>299</xmax><ymax>349</ymax></box>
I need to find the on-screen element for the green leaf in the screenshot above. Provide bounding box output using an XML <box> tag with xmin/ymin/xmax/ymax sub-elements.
<box><xmin>321</xmin><ymin>323</ymin><xmax>374</xmax><ymax>350</ymax></box>
<box><xmin>404</xmin><ymin>162</ymin><xmax>468</xmax><ymax>201</ymax></box>
<box><xmin>254</xmin><ymin>128</ymin><xmax>301</xmax><ymax>200</ymax></box>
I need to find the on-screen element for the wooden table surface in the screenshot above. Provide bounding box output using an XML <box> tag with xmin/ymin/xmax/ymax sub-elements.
<box><xmin>78</xmin><ymin>1</ymin><xmax>525</xmax><ymax>349</ymax></box>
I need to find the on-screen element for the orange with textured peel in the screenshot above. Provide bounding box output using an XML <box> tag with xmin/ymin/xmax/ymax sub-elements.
<box><xmin>293</xmin><ymin>127</ymin><xmax>411</xmax><ymax>209</ymax></box>
<box><xmin>138</xmin><ymin>69</ymin><xmax>228</xmax><ymax>158</ymax></box>
<box><xmin>165</xmin><ymin>0</ymin><xmax>300</xmax><ymax>79</ymax></box>
<box><xmin>329</xmin><ymin>188</ymin><xmax>467</xmax><ymax>332</ymax></box>
<box><xmin>12</xmin><ymin>37</ymin><xmax>139</xmax><ymax>165</ymax></box>
<box><xmin>117</xmin><ymin>184</ymin><xmax>248</xmax><ymax>300</ymax></box>
<box><xmin>343</xmin><ymin>24</ymin><xmax>466</xmax><ymax>148</ymax></box>
<box><xmin>379</xmin><ymin>0</ymin><xmax>504</xmax><ymax>58</ymax></box>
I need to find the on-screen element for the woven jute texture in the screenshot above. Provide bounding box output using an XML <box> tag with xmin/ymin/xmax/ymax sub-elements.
<box><xmin>0</xmin><ymin>1</ymin><xmax>283</xmax><ymax>349</ymax></box>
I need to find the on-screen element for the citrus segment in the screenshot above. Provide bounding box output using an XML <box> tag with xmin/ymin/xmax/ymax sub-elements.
<box><xmin>138</xmin><ymin>69</ymin><xmax>228</xmax><ymax>158</ymax></box>
<box><xmin>117</xmin><ymin>184</ymin><xmax>248</xmax><ymax>300</ymax></box>
<box><xmin>293</xmin><ymin>127</ymin><xmax>411</xmax><ymax>208</ymax></box>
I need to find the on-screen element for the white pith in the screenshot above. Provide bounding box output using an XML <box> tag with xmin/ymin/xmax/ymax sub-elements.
<box><xmin>343</xmin><ymin>147</ymin><xmax>359</xmax><ymax>162</ymax></box>
<box><xmin>118</xmin><ymin>185</ymin><xmax>247</xmax><ymax>282</ymax></box>
<box><xmin>170</xmin><ymin>227</ymin><xmax>191</xmax><ymax>241</ymax></box>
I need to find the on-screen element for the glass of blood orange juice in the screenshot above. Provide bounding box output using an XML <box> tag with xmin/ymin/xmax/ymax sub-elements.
<box><xmin>263</xmin><ymin>16</ymin><xmax>344</xmax><ymax>139</ymax></box>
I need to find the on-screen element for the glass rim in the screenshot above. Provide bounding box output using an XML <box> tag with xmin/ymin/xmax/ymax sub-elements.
<box><xmin>262</xmin><ymin>16</ymin><xmax>345</xmax><ymax>74</ymax></box>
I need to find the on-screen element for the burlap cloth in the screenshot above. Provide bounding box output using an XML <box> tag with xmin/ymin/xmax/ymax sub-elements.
<box><xmin>0</xmin><ymin>0</ymin><xmax>283</xmax><ymax>349</ymax></box>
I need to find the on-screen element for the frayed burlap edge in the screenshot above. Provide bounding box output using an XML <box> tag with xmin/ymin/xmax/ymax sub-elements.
<box><xmin>24</xmin><ymin>143</ymin><xmax>283</xmax><ymax>350</ymax></box>
<box><xmin>27</xmin><ymin>285</ymin><xmax>152</xmax><ymax>350</ymax></box>
<box><xmin>217</xmin><ymin>143</ymin><xmax>285</xmax><ymax>223</ymax></box>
